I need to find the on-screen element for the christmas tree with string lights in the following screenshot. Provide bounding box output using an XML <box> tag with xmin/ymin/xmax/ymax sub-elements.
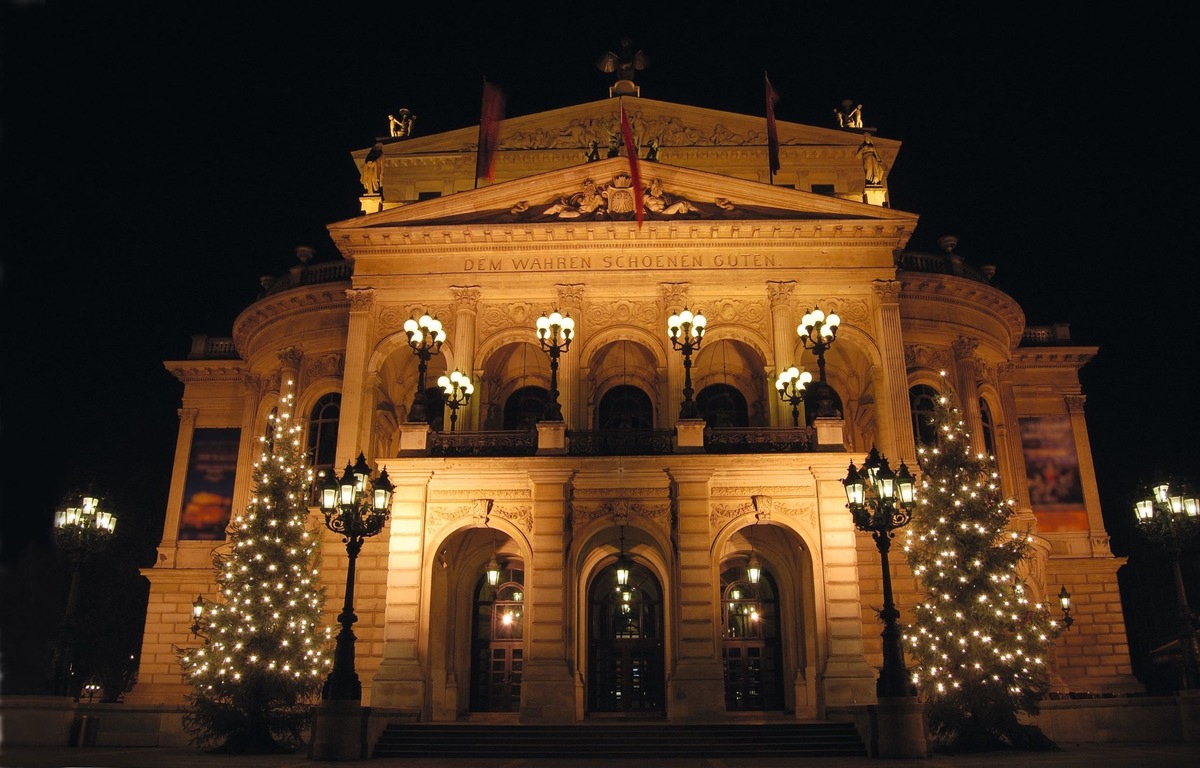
<box><xmin>902</xmin><ymin>382</ymin><xmax>1064</xmax><ymax>752</ymax></box>
<box><xmin>177</xmin><ymin>383</ymin><xmax>331</xmax><ymax>753</ymax></box>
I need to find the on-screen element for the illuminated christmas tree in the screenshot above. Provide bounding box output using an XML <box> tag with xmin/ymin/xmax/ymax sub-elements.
<box><xmin>902</xmin><ymin>383</ymin><xmax>1064</xmax><ymax>751</ymax></box>
<box><xmin>177</xmin><ymin>383</ymin><xmax>330</xmax><ymax>753</ymax></box>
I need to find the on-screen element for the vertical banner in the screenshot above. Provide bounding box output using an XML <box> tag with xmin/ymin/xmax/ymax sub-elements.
<box><xmin>1019</xmin><ymin>416</ymin><xmax>1087</xmax><ymax>532</ymax></box>
<box><xmin>475</xmin><ymin>80</ymin><xmax>506</xmax><ymax>184</ymax></box>
<box><xmin>178</xmin><ymin>428</ymin><xmax>240</xmax><ymax>540</ymax></box>
<box><xmin>620</xmin><ymin>104</ymin><xmax>644</xmax><ymax>227</ymax></box>
<box><xmin>765</xmin><ymin>72</ymin><xmax>780</xmax><ymax>178</ymax></box>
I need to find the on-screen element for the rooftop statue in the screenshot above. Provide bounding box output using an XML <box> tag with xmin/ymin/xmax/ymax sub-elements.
<box><xmin>596</xmin><ymin>37</ymin><xmax>647</xmax><ymax>96</ymax></box>
<box><xmin>834</xmin><ymin>100</ymin><xmax>864</xmax><ymax>129</ymax></box>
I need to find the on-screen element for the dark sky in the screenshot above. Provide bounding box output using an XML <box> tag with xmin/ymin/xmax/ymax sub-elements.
<box><xmin>2</xmin><ymin>3</ymin><xmax>1195</xmax><ymax>568</ymax></box>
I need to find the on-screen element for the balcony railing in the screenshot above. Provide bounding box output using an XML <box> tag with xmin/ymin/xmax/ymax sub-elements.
<box><xmin>423</xmin><ymin>426</ymin><xmax>817</xmax><ymax>457</ymax></box>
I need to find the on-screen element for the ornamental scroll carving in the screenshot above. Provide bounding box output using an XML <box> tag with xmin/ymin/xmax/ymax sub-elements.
<box><xmin>800</xmin><ymin>298</ymin><xmax>869</xmax><ymax>326</ymax></box>
<box><xmin>302</xmin><ymin>353</ymin><xmax>344</xmax><ymax>383</ymax></box>
<box><xmin>583</xmin><ymin>299</ymin><xmax>660</xmax><ymax>329</ymax></box>
<box><xmin>428</xmin><ymin>500</ymin><xmax>533</xmax><ymax>539</ymax></box>
<box><xmin>710</xmin><ymin>497</ymin><xmax>815</xmax><ymax>528</ymax></box>
<box><xmin>377</xmin><ymin>303</ymin><xmax>453</xmax><ymax>340</ymax></box>
<box><xmin>660</xmin><ymin>282</ymin><xmax>690</xmax><ymax>309</ymax></box>
<box><xmin>572</xmin><ymin>499</ymin><xmax>672</xmax><ymax>534</ymax></box>
<box><xmin>479</xmin><ymin>301</ymin><xmax>541</xmax><ymax>339</ymax></box>
<box><xmin>904</xmin><ymin>344</ymin><xmax>951</xmax><ymax>373</ymax></box>
<box><xmin>706</xmin><ymin>298</ymin><xmax>767</xmax><ymax>327</ymax></box>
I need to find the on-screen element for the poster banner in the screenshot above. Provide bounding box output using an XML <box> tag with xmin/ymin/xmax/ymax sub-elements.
<box><xmin>1019</xmin><ymin>416</ymin><xmax>1087</xmax><ymax>531</ymax></box>
<box><xmin>178</xmin><ymin>428</ymin><xmax>240</xmax><ymax>540</ymax></box>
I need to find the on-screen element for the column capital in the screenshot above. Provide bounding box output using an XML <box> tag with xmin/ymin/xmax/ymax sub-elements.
<box><xmin>345</xmin><ymin>287</ymin><xmax>375</xmax><ymax>312</ymax></box>
<box><xmin>872</xmin><ymin>279</ymin><xmax>901</xmax><ymax>303</ymax></box>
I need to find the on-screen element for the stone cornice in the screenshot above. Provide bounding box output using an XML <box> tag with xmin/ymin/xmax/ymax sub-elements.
<box><xmin>232</xmin><ymin>286</ymin><xmax>350</xmax><ymax>352</ymax></box>
<box><xmin>1011</xmin><ymin>348</ymin><xmax>1097</xmax><ymax>368</ymax></box>
<box><xmin>898</xmin><ymin>274</ymin><xmax>1024</xmax><ymax>349</ymax></box>
<box><xmin>166</xmin><ymin>362</ymin><xmax>248</xmax><ymax>383</ymax></box>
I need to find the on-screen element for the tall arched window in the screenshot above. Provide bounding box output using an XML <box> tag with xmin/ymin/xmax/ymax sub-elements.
<box><xmin>697</xmin><ymin>384</ymin><xmax>748</xmax><ymax>428</ymax></box>
<box><xmin>307</xmin><ymin>393</ymin><xmax>341</xmax><ymax>469</ymax></box>
<box><xmin>909</xmin><ymin>385</ymin><xmax>939</xmax><ymax>447</ymax></box>
<box><xmin>598</xmin><ymin>385</ymin><xmax>653</xmax><ymax>429</ymax></box>
<box><xmin>979</xmin><ymin>397</ymin><xmax>997</xmax><ymax>457</ymax></box>
<box><xmin>503</xmin><ymin>386</ymin><xmax>548</xmax><ymax>430</ymax></box>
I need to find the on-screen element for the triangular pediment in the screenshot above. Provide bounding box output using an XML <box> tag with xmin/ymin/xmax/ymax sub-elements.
<box><xmin>331</xmin><ymin>157</ymin><xmax>916</xmax><ymax>232</ymax></box>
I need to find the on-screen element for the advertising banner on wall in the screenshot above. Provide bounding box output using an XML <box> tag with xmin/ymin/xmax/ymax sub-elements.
<box><xmin>1019</xmin><ymin>415</ymin><xmax>1088</xmax><ymax>532</ymax></box>
<box><xmin>178</xmin><ymin>427</ymin><xmax>240</xmax><ymax>540</ymax></box>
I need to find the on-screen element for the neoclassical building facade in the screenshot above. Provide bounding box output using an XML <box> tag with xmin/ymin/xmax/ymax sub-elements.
<box><xmin>127</xmin><ymin>89</ymin><xmax>1137</xmax><ymax>727</ymax></box>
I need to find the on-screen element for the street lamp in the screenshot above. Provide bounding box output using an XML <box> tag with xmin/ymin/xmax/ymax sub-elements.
<box><xmin>843</xmin><ymin>446</ymin><xmax>918</xmax><ymax>698</ymax></box>
<box><xmin>797</xmin><ymin>307</ymin><xmax>840</xmax><ymax>417</ymax></box>
<box><xmin>1133</xmin><ymin>475</ymin><xmax>1200</xmax><ymax>690</ymax></box>
<box><xmin>667</xmin><ymin>307</ymin><xmax>706</xmax><ymax>419</ymax></box>
<box><xmin>438</xmin><ymin>369</ymin><xmax>474</xmax><ymax>431</ymax></box>
<box><xmin>775</xmin><ymin>365</ymin><xmax>813</xmax><ymax>427</ymax></box>
<box><xmin>50</xmin><ymin>494</ymin><xmax>117</xmax><ymax>697</ymax></box>
<box><xmin>535</xmin><ymin>309</ymin><xmax>574</xmax><ymax>421</ymax></box>
<box><xmin>403</xmin><ymin>313</ymin><xmax>446</xmax><ymax>423</ymax></box>
<box><xmin>319</xmin><ymin>452</ymin><xmax>394</xmax><ymax>701</ymax></box>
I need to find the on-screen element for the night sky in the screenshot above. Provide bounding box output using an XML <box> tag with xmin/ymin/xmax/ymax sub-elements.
<box><xmin>2</xmin><ymin>2</ymin><xmax>1196</xmax><ymax>682</ymax></box>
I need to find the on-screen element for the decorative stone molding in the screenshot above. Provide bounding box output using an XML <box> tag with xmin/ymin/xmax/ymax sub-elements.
<box><xmin>872</xmin><ymin>279</ymin><xmax>901</xmax><ymax>303</ymax></box>
<box><xmin>556</xmin><ymin>283</ymin><xmax>586</xmax><ymax>308</ymax></box>
<box><xmin>428</xmin><ymin>500</ymin><xmax>533</xmax><ymax>537</ymax></box>
<box><xmin>450</xmin><ymin>286</ymin><xmax>482</xmax><ymax>309</ymax></box>
<box><xmin>345</xmin><ymin>287</ymin><xmax>375</xmax><ymax>312</ymax></box>
<box><xmin>706</xmin><ymin>297</ymin><xmax>767</xmax><ymax>327</ymax></box>
<box><xmin>752</xmin><ymin>494</ymin><xmax>773</xmax><ymax>521</ymax></box>
<box><xmin>178</xmin><ymin>408</ymin><xmax>199</xmax><ymax>426</ymax></box>
<box><xmin>659</xmin><ymin>282</ymin><xmax>690</xmax><ymax>309</ymax></box>
<box><xmin>479</xmin><ymin>301</ymin><xmax>540</xmax><ymax>338</ymax></box>
<box><xmin>766</xmin><ymin>280</ymin><xmax>796</xmax><ymax>307</ymax></box>
<box><xmin>951</xmin><ymin>336</ymin><xmax>979</xmax><ymax>360</ymax></box>
<box><xmin>582</xmin><ymin>299</ymin><xmax>660</xmax><ymax>329</ymax></box>
<box><xmin>572</xmin><ymin>486</ymin><xmax>669</xmax><ymax>499</ymax></box>
<box><xmin>471</xmin><ymin>498</ymin><xmax>494</xmax><ymax>527</ymax></box>
<box><xmin>996</xmin><ymin>361</ymin><xmax>1015</xmax><ymax>381</ymax></box>
<box><xmin>433</xmin><ymin>488</ymin><xmax>532</xmax><ymax>500</ymax></box>
<box><xmin>277</xmin><ymin>346</ymin><xmax>303</xmax><ymax>368</ymax></box>
<box><xmin>711</xmin><ymin>484</ymin><xmax>812</xmax><ymax>497</ymax></box>
<box><xmin>710</xmin><ymin>498</ymin><xmax>815</xmax><ymax>528</ymax></box>
<box><xmin>1065</xmin><ymin>395</ymin><xmax>1086</xmax><ymax>413</ymax></box>
<box><xmin>799</xmin><ymin>297</ymin><xmax>869</xmax><ymax>326</ymax></box>
<box><xmin>904</xmin><ymin>344</ymin><xmax>951</xmax><ymax>373</ymax></box>
<box><xmin>302</xmin><ymin>353</ymin><xmax>344</xmax><ymax>383</ymax></box>
<box><xmin>572</xmin><ymin>499</ymin><xmax>672</xmax><ymax>533</ymax></box>
<box><xmin>378</xmin><ymin>303</ymin><xmax>453</xmax><ymax>339</ymax></box>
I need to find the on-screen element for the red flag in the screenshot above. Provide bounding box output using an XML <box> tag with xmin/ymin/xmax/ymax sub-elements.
<box><xmin>475</xmin><ymin>80</ymin><xmax>505</xmax><ymax>183</ymax></box>
<box><xmin>620</xmin><ymin>104</ymin><xmax>644</xmax><ymax>227</ymax></box>
<box><xmin>765</xmin><ymin>72</ymin><xmax>780</xmax><ymax>176</ymax></box>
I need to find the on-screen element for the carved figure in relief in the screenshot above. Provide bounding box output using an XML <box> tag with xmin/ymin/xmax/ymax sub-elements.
<box><xmin>543</xmin><ymin>178</ymin><xmax>606</xmax><ymax>218</ymax></box>
<box><xmin>644</xmin><ymin>178</ymin><xmax>699</xmax><ymax>216</ymax></box>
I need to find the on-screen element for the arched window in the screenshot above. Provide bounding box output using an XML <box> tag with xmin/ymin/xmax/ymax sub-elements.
<box><xmin>979</xmin><ymin>396</ymin><xmax>997</xmax><ymax>457</ymax></box>
<box><xmin>598</xmin><ymin>385</ymin><xmax>653</xmax><ymax>429</ymax></box>
<box><xmin>503</xmin><ymin>386</ymin><xmax>548</xmax><ymax>430</ymax></box>
<box><xmin>909</xmin><ymin>385</ymin><xmax>939</xmax><ymax>447</ymax></box>
<box><xmin>697</xmin><ymin>384</ymin><xmax>748</xmax><ymax>428</ymax></box>
<box><xmin>307</xmin><ymin>393</ymin><xmax>341</xmax><ymax>468</ymax></box>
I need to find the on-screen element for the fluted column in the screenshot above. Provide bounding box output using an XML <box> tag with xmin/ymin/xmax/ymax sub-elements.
<box><xmin>336</xmin><ymin>287</ymin><xmax>376</xmax><ymax>465</ymax></box>
<box><xmin>951</xmin><ymin>337</ymin><xmax>985</xmax><ymax>454</ymax></box>
<box><xmin>872</xmin><ymin>280</ymin><xmax>914</xmax><ymax>461</ymax></box>
<box><xmin>450</xmin><ymin>286</ymin><xmax>481</xmax><ymax>430</ymax></box>
<box><xmin>555</xmin><ymin>284</ymin><xmax>585</xmax><ymax>427</ymax></box>
<box><xmin>767</xmin><ymin>280</ymin><xmax>798</xmax><ymax>427</ymax></box>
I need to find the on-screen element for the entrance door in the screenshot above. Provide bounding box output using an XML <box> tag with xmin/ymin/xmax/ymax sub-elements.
<box><xmin>470</xmin><ymin>573</ymin><xmax>524</xmax><ymax>712</ymax></box>
<box><xmin>588</xmin><ymin>561</ymin><xmax>664</xmax><ymax>713</ymax></box>
<box><xmin>721</xmin><ymin>568</ymin><xmax>785</xmax><ymax>710</ymax></box>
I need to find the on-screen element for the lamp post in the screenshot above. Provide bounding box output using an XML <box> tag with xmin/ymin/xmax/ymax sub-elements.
<box><xmin>403</xmin><ymin>313</ymin><xmax>446</xmax><ymax>423</ymax></box>
<box><xmin>667</xmin><ymin>307</ymin><xmax>706</xmax><ymax>419</ymax></box>
<box><xmin>535</xmin><ymin>309</ymin><xmax>574</xmax><ymax>421</ymax></box>
<box><xmin>438</xmin><ymin>369</ymin><xmax>474</xmax><ymax>431</ymax></box>
<box><xmin>1133</xmin><ymin>475</ymin><xmax>1200</xmax><ymax>690</ymax></box>
<box><xmin>843</xmin><ymin>446</ymin><xmax>918</xmax><ymax>698</ymax></box>
<box><xmin>797</xmin><ymin>307</ymin><xmax>840</xmax><ymax>417</ymax></box>
<box><xmin>775</xmin><ymin>365</ymin><xmax>813</xmax><ymax>427</ymax></box>
<box><xmin>50</xmin><ymin>494</ymin><xmax>117</xmax><ymax>697</ymax></box>
<box><xmin>319</xmin><ymin>452</ymin><xmax>394</xmax><ymax>701</ymax></box>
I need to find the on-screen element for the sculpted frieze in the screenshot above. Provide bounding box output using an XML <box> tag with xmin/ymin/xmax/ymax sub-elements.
<box><xmin>479</xmin><ymin>301</ymin><xmax>541</xmax><ymax>338</ymax></box>
<box><xmin>583</xmin><ymin>299</ymin><xmax>661</xmax><ymax>329</ymax></box>
<box><xmin>905</xmin><ymin>344</ymin><xmax>951</xmax><ymax>372</ymax></box>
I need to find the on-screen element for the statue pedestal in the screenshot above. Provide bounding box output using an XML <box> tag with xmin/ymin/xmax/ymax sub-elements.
<box><xmin>359</xmin><ymin>195</ymin><xmax>382</xmax><ymax>215</ymax></box>
<box><xmin>814</xmin><ymin>416</ymin><xmax>845</xmax><ymax>450</ymax></box>
<box><xmin>398</xmin><ymin>422</ymin><xmax>430</xmax><ymax>453</ymax></box>
<box><xmin>863</xmin><ymin>185</ymin><xmax>887</xmax><ymax>207</ymax></box>
<box><xmin>871</xmin><ymin>697</ymin><xmax>930</xmax><ymax>758</ymax></box>
<box><xmin>675</xmin><ymin>419</ymin><xmax>706</xmax><ymax>452</ymax></box>
<box><xmin>536</xmin><ymin>421</ymin><xmax>567</xmax><ymax>454</ymax></box>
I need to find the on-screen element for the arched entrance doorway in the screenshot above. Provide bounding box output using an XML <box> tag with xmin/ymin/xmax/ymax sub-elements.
<box><xmin>469</xmin><ymin>569</ymin><xmax>525</xmax><ymax>712</ymax></box>
<box><xmin>587</xmin><ymin>561</ymin><xmax>665</xmax><ymax>714</ymax></box>
<box><xmin>721</xmin><ymin>567</ymin><xmax>785</xmax><ymax>710</ymax></box>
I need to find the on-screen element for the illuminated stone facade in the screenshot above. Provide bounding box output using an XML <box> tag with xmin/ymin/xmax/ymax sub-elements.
<box><xmin>127</xmin><ymin>94</ymin><xmax>1138</xmax><ymax>724</ymax></box>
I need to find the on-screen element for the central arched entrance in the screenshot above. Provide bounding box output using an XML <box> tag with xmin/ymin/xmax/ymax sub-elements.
<box><xmin>469</xmin><ymin>569</ymin><xmax>525</xmax><ymax>712</ymax></box>
<box><xmin>721</xmin><ymin>567</ymin><xmax>785</xmax><ymax>711</ymax></box>
<box><xmin>587</xmin><ymin>561</ymin><xmax>665</xmax><ymax>714</ymax></box>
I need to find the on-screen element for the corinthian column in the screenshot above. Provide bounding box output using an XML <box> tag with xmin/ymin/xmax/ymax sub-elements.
<box><xmin>767</xmin><ymin>280</ymin><xmax>798</xmax><ymax>428</ymax></box>
<box><xmin>450</xmin><ymin>286</ymin><xmax>481</xmax><ymax>430</ymax></box>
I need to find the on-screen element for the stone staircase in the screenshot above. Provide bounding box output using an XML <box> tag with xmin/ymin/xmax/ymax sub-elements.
<box><xmin>373</xmin><ymin>721</ymin><xmax>867</xmax><ymax>759</ymax></box>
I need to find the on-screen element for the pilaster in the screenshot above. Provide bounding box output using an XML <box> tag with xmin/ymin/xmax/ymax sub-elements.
<box><xmin>872</xmin><ymin>280</ymin><xmax>913</xmax><ymax>462</ymax></box>
<box><xmin>335</xmin><ymin>287</ymin><xmax>376</xmax><ymax>466</ymax></box>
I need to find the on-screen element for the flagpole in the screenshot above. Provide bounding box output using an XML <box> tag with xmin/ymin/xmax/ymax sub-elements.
<box><xmin>474</xmin><ymin>77</ymin><xmax>486</xmax><ymax>189</ymax></box>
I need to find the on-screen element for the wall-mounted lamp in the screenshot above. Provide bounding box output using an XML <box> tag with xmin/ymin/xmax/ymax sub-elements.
<box><xmin>1058</xmin><ymin>585</ymin><xmax>1074</xmax><ymax>630</ymax></box>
